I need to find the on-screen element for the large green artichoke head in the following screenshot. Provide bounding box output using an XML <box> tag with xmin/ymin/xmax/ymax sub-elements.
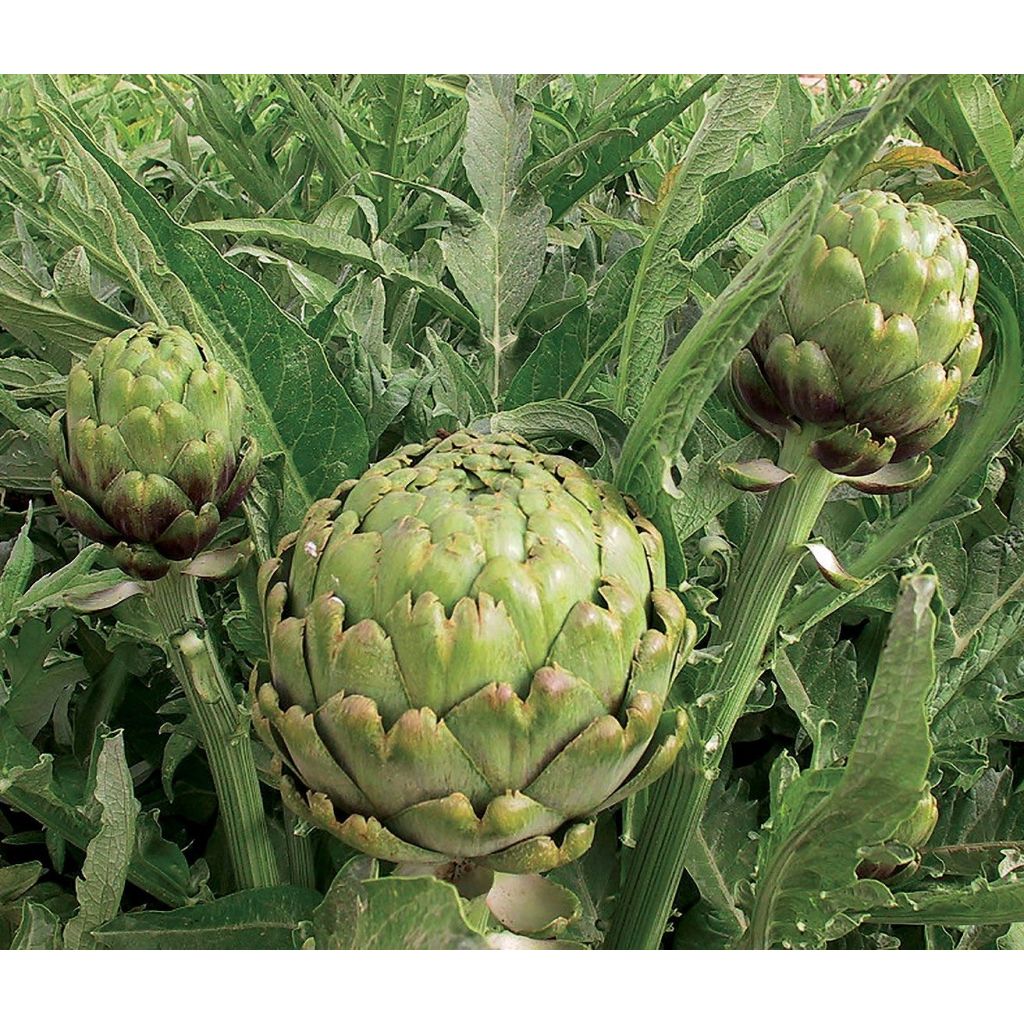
<box><xmin>254</xmin><ymin>432</ymin><xmax>694</xmax><ymax>873</ymax></box>
<box><xmin>50</xmin><ymin>324</ymin><xmax>260</xmax><ymax>580</ymax></box>
<box><xmin>732</xmin><ymin>190</ymin><xmax>982</xmax><ymax>490</ymax></box>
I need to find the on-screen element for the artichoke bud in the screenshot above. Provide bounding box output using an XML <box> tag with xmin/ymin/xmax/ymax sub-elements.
<box><xmin>731</xmin><ymin>190</ymin><xmax>982</xmax><ymax>489</ymax></box>
<box><xmin>50</xmin><ymin>324</ymin><xmax>260</xmax><ymax>580</ymax></box>
<box><xmin>858</xmin><ymin>788</ymin><xmax>938</xmax><ymax>881</ymax></box>
<box><xmin>892</xmin><ymin>789</ymin><xmax>939</xmax><ymax>851</ymax></box>
<box><xmin>254</xmin><ymin>432</ymin><xmax>693</xmax><ymax>873</ymax></box>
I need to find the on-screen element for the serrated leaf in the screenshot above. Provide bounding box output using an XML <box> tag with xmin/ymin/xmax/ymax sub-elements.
<box><xmin>14</xmin><ymin>543</ymin><xmax>100</xmax><ymax>614</ymax></box>
<box><xmin>406</xmin><ymin>327</ymin><xmax>492</xmax><ymax>437</ymax></box>
<box><xmin>950</xmin><ymin>75</ymin><xmax>1024</xmax><ymax>239</ymax></box>
<box><xmin>11</xmin><ymin>901</ymin><xmax>62</xmax><ymax>949</ymax></box>
<box><xmin>615</xmin><ymin>75</ymin><xmax>781</xmax><ymax>416</ymax></box>
<box><xmin>0</xmin><ymin>860</ymin><xmax>43</xmax><ymax>903</ymax></box>
<box><xmin>681</xmin><ymin>146</ymin><xmax>832</xmax><ymax>263</ymax></box>
<box><xmin>440</xmin><ymin>75</ymin><xmax>549</xmax><ymax>398</ymax></box>
<box><xmin>63</xmin><ymin>730</ymin><xmax>138</xmax><ymax>949</ymax></box>
<box><xmin>546</xmin><ymin>76</ymin><xmax>721</xmax><ymax>221</ymax></box>
<box><xmin>931</xmin><ymin>530</ymin><xmax>1024</xmax><ymax>778</ymax></box>
<box><xmin>0</xmin><ymin>615</ymin><xmax>86</xmax><ymax>741</ymax></box>
<box><xmin>95</xmin><ymin>886</ymin><xmax>320</xmax><ymax>949</ymax></box>
<box><xmin>505</xmin><ymin>245</ymin><xmax>643</xmax><ymax>407</ymax></box>
<box><xmin>0</xmin><ymin>244</ymin><xmax>110</xmax><ymax>369</ymax></box>
<box><xmin>0</xmin><ymin>385</ymin><xmax>50</xmax><ymax>444</ymax></box>
<box><xmin>669</xmin><ymin>433</ymin><xmax>772</xmax><ymax>544</ymax></box>
<box><xmin>868</xmin><ymin>876</ymin><xmax>1024</xmax><ymax>927</ymax></box>
<box><xmin>679</xmin><ymin>775</ymin><xmax>759</xmax><ymax>945</ymax></box>
<box><xmin>50</xmin><ymin>246</ymin><xmax>134</xmax><ymax>334</ymax></box>
<box><xmin>270</xmin><ymin>82</ymin><xmax>348</xmax><ymax>182</ymax></box>
<box><xmin>0</xmin><ymin>506</ymin><xmax>35</xmax><ymax>632</ymax></box>
<box><xmin>16</xmin><ymin>110</ymin><xmax>173</xmax><ymax>324</ymax></box>
<box><xmin>925</xmin><ymin>768</ymin><xmax>1024</xmax><ymax>877</ymax></box>
<box><xmin>306</xmin><ymin>868</ymin><xmax>487</xmax><ymax>950</ymax></box>
<box><xmin>747</xmin><ymin>572</ymin><xmax>938</xmax><ymax>948</ymax></box>
<box><xmin>0</xmin><ymin>356</ymin><xmax>66</xmax><ymax>401</ymax></box>
<box><xmin>481</xmin><ymin>400</ymin><xmax>609</xmax><ymax>474</ymax></box>
<box><xmin>0</xmin><ymin>429</ymin><xmax>52</xmax><ymax>493</ymax></box>
<box><xmin>191</xmin><ymin>218</ymin><xmax>382</xmax><ymax>272</ymax></box>
<box><xmin>0</xmin><ymin>708</ymin><xmax>193</xmax><ymax>908</ymax></box>
<box><xmin>774</xmin><ymin>623</ymin><xmax>867</xmax><ymax>765</ymax></box>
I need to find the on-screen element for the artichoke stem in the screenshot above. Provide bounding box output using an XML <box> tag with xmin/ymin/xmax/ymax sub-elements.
<box><xmin>606</xmin><ymin>427</ymin><xmax>836</xmax><ymax>949</ymax></box>
<box><xmin>146</xmin><ymin>569</ymin><xmax>280</xmax><ymax>891</ymax></box>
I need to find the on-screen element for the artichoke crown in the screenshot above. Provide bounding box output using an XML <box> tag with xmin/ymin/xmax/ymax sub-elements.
<box><xmin>50</xmin><ymin>324</ymin><xmax>260</xmax><ymax>579</ymax></box>
<box><xmin>733</xmin><ymin>190</ymin><xmax>982</xmax><ymax>481</ymax></box>
<box><xmin>255</xmin><ymin>432</ymin><xmax>693</xmax><ymax>872</ymax></box>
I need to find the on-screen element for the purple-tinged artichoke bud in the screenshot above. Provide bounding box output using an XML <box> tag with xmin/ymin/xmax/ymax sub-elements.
<box><xmin>50</xmin><ymin>324</ymin><xmax>260</xmax><ymax>580</ymax></box>
<box><xmin>732</xmin><ymin>190</ymin><xmax>981</xmax><ymax>489</ymax></box>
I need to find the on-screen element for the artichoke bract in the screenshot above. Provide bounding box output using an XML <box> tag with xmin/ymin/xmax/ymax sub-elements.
<box><xmin>732</xmin><ymin>189</ymin><xmax>982</xmax><ymax>487</ymax></box>
<box><xmin>50</xmin><ymin>324</ymin><xmax>260</xmax><ymax>580</ymax></box>
<box><xmin>254</xmin><ymin>432</ymin><xmax>693</xmax><ymax>873</ymax></box>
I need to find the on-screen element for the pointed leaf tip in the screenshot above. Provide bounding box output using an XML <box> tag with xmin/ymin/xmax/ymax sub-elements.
<box><xmin>720</xmin><ymin>459</ymin><xmax>794</xmax><ymax>493</ymax></box>
<box><xmin>845</xmin><ymin>457</ymin><xmax>932</xmax><ymax>494</ymax></box>
<box><xmin>804</xmin><ymin>541</ymin><xmax>868</xmax><ymax>592</ymax></box>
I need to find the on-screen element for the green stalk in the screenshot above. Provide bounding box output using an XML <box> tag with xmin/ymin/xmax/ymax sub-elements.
<box><xmin>605</xmin><ymin>429</ymin><xmax>835</xmax><ymax>949</ymax></box>
<box><xmin>146</xmin><ymin>569</ymin><xmax>279</xmax><ymax>891</ymax></box>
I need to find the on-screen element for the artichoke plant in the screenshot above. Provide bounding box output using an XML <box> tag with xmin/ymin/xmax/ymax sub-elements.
<box><xmin>50</xmin><ymin>324</ymin><xmax>260</xmax><ymax>580</ymax></box>
<box><xmin>732</xmin><ymin>189</ymin><xmax>982</xmax><ymax>489</ymax></box>
<box><xmin>254</xmin><ymin>432</ymin><xmax>694</xmax><ymax>872</ymax></box>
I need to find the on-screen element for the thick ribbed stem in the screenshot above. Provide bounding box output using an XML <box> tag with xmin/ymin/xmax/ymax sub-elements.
<box><xmin>146</xmin><ymin>570</ymin><xmax>278</xmax><ymax>891</ymax></box>
<box><xmin>605</xmin><ymin>430</ymin><xmax>835</xmax><ymax>949</ymax></box>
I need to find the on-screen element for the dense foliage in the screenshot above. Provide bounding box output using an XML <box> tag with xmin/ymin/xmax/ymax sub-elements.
<box><xmin>2</xmin><ymin>73</ymin><xmax>1024</xmax><ymax>949</ymax></box>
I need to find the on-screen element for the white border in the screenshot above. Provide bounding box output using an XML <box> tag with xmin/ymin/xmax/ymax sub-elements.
<box><xmin>3</xmin><ymin>0</ymin><xmax>1020</xmax><ymax>73</ymax></box>
<box><xmin>3</xmin><ymin>4</ymin><xmax>1021</xmax><ymax>994</ymax></box>
<box><xmin>2</xmin><ymin>949</ymin><xmax>1020</xmax><ymax>1016</ymax></box>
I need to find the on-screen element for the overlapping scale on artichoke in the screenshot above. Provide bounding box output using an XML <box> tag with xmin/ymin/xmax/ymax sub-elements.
<box><xmin>50</xmin><ymin>324</ymin><xmax>260</xmax><ymax>580</ymax></box>
<box><xmin>254</xmin><ymin>432</ymin><xmax>694</xmax><ymax>872</ymax></box>
<box><xmin>732</xmin><ymin>190</ymin><xmax>982</xmax><ymax>483</ymax></box>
